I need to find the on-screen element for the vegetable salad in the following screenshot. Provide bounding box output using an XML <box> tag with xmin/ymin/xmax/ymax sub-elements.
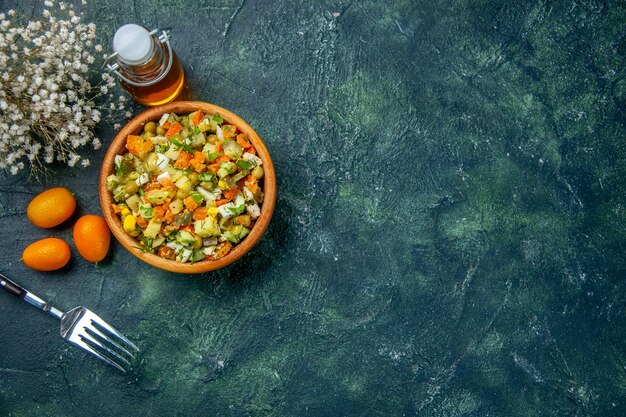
<box><xmin>107</xmin><ymin>111</ymin><xmax>264</xmax><ymax>263</ymax></box>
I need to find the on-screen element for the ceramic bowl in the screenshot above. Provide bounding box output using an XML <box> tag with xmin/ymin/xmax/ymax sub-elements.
<box><xmin>99</xmin><ymin>101</ymin><xmax>276</xmax><ymax>273</ymax></box>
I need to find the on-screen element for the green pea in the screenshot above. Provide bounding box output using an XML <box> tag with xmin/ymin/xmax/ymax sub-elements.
<box><xmin>251</xmin><ymin>166</ymin><xmax>264</xmax><ymax>179</ymax></box>
<box><xmin>156</xmin><ymin>126</ymin><xmax>165</xmax><ymax>135</ymax></box>
<box><xmin>145</xmin><ymin>121</ymin><xmax>157</xmax><ymax>133</ymax></box>
<box><xmin>125</xmin><ymin>181</ymin><xmax>139</xmax><ymax>195</ymax></box>
<box><xmin>188</xmin><ymin>171</ymin><xmax>200</xmax><ymax>184</ymax></box>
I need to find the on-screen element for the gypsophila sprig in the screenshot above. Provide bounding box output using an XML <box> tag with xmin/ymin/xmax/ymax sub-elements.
<box><xmin>0</xmin><ymin>1</ymin><xmax>127</xmax><ymax>179</ymax></box>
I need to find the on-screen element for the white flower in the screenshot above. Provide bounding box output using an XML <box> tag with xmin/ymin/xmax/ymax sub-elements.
<box><xmin>67</xmin><ymin>154</ymin><xmax>79</xmax><ymax>167</ymax></box>
<box><xmin>0</xmin><ymin>0</ymin><xmax>129</xmax><ymax>178</ymax></box>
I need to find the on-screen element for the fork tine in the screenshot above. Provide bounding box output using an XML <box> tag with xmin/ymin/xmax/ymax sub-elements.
<box><xmin>89</xmin><ymin>314</ymin><xmax>139</xmax><ymax>352</ymax></box>
<box><xmin>79</xmin><ymin>331</ymin><xmax>131</xmax><ymax>368</ymax></box>
<box><xmin>85</xmin><ymin>324</ymin><xmax>135</xmax><ymax>360</ymax></box>
<box><xmin>71</xmin><ymin>336</ymin><xmax>126</xmax><ymax>372</ymax></box>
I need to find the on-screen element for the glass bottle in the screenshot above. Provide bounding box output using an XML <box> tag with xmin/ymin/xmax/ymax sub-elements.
<box><xmin>105</xmin><ymin>25</ymin><xmax>185</xmax><ymax>107</ymax></box>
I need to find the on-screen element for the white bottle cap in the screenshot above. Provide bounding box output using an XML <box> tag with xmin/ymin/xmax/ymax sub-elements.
<box><xmin>113</xmin><ymin>24</ymin><xmax>153</xmax><ymax>65</ymax></box>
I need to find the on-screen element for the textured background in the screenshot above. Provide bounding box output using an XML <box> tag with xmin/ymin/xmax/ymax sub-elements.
<box><xmin>1</xmin><ymin>0</ymin><xmax>625</xmax><ymax>415</ymax></box>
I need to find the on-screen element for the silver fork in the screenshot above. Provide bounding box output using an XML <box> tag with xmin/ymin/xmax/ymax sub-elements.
<box><xmin>0</xmin><ymin>273</ymin><xmax>139</xmax><ymax>372</ymax></box>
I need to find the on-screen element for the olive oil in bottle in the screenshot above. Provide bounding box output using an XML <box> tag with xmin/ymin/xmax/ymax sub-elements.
<box><xmin>105</xmin><ymin>24</ymin><xmax>185</xmax><ymax>106</ymax></box>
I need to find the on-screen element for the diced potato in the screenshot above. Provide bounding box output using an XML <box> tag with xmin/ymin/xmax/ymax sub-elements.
<box><xmin>194</xmin><ymin>217</ymin><xmax>220</xmax><ymax>237</ymax></box>
<box><xmin>146</xmin><ymin>189</ymin><xmax>169</xmax><ymax>204</ymax></box>
<box><xmin>169</xmin><ymin>199</ymin><xmax>183</xmax><ymax>214</ymax></box>
<box><xmin>223</xmin><ymin>140</ymin><xmax>243</xmax><ymax>159</ymax></box>
<box><xmin>176</xmin><ymin>188</ymin><xmax>189</xmax><ymax>200</ymax></box>
<box><xmin>152</xmin><ymin>235</ymin><xmax>165</xmax><ymax>248</ymax></box>
<box><xmin>144</xmin><ymin>220</ymin><xmax>162</xmax><ymax>238</ymax></box>
<box><xmin>126</xmin><ymin>194</ymin><xmax>141</xmax><ymax>212</ymax></box>
<box><xmin>197</xmin><ymin>118</ymin><xmax>216</xmax><ymax>133</ymax></box>
<box><xmin>164</xmin><ymin>145</ymin><xmax>180</xmax><ymax>160</ymax></box>
<box><xmin>145</xmin><ymin>153</ymin><xmax>159</xmax><ymax>172</ymax></box>
<box><xmin>177</xmin><ymin>230</ymin><xmax>196</xmax><ymax>244</ymax></box>
<box><xmin>175</xmin><ymin>175</ymin><xmax>193</xmax><ymax>192</ymax></box>
<box><xmin>106</xmin><ymin>174</ymin><xmax>119</xmax><ymax>191</ymax></box>
<box><xmin>189</xmin><ymin>132</ymin><xmax>206</xmax><ymax>148</ymax></box>
<box><xmin>202</xmin><ymin>143</ymin><xmax>216</xmax><ymax>154</ymax></box>
<box><xmin>168</xmin><ymin>167</ymin><xmax>183</xmax><ymax>182</ymax></box>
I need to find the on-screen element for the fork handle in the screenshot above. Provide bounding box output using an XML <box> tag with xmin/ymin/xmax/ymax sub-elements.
<box><xmin>0</xmin><ymin>273</ymin><xmax>25</xmax><ymax>298</ymax></box>
<box><xmin>0</xmin><ymin>272</ymin><xmax>64</xmax><ymax>319</ymax></box>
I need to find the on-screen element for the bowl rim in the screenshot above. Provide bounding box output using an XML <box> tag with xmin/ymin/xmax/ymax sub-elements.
<box><xmin>99</xmin><ymin>101</ymin><xmax>276</xmax><ymax>274</ymax></box>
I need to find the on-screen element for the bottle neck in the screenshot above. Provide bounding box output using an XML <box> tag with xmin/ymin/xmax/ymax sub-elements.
<box><xmin>116</xmin><ymin>36</ymin><xmax>167</xmax><ymax>83</ymax></box>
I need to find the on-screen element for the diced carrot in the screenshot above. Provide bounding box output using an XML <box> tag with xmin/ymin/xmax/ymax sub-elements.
<box><xmin>214</xmin><ymin>241</ymin><xmax>232</xmax><ymax>259</ymax></box>
<box><xmin>160</xmin><ymin>178</ymin><xmax>176</xmax><ymax>191</ymax></box>
<box><xmin>180</xmin><ymin>224</ymin><xmax>193</xmax><ymax>233</ymax></box>
<box><xmin>165</xmin><ymin>122</ymin><xmax>183</xmax><ymax>138</ymax></box>
<box><xmin>164</xmin><ymin>210</ymin><xmax>174</xmax><ymax>223</ymax></box>
<box><xmin>145</xmin><ymin>182</ymin><xmax>161</xmax><ymax>191</ymax></box>
<box><xmin>236</xmin><ymin>134</ymin><xmax>252</xmax><ymax>150</ymax></box>
<box><xmin>159</xmin><ymin>245</ymin><xmax>176</xmax><ymax>260</ymax></box>
<box><xmin>136</xmin><ymin>217</ymin><xmax>148</xmax><ymax>228</ymax></box>
<box><xmin>184</xmin><ymin>196</ymin><xmax>199</xmax><ymax>211</ymax></box>
<box><xmin>189</xmin><ymin>151</ymin><xmax>206</xmax><ymax>172</ymax></box>
<box><xmin>189</xmin><ymin>160</ymin><xmax>207</xmax><ymax>173</ymax></box>
<box><xmin>222</xmin><ymin>125</ymin><xmax>238</xmax><ymax>140</ymax></box>
<box><xmin>126</xmin><ymin>134</ymin><xmax>153</xmax><ymax>156</ymax></box>
<box><xmin>112</xmin><ymin>204</ymin><xmax>123</xmax><ymax>214</ymax></box>
<box><xmin>215</xmin><ymin>141</ymin><xmax>223</xmax><ymax>153</ymax></box>
<box><xmin>193</xmin><ymin>151</ymin><xmax>205</xmax><ymax>163</ymax></box>
<box><xmin>246</xmin><ymin>175</ymin><xmax>260</xmax><ymax>194</ymax></box>
<box><xmin>214</xmin><ymin>154</ymin><xmax>230</xmax><ymax>164</ymax></box>
<box><xmin>208</xmin><ymin>162</ymin><xmax>221</xmax><ymax>174</ymax></box>
<box><xmin>223</xmin><ymin>188</ymin><xmax>238</xmax><ymax>201</ymax></box>
<box><xmin>161</xmin><ymin>121</ymin><xmax>172</xmax><ymax>130</ymax></box>
<box><xmin>190</xmin><ymin>111</ymin><xmax>204</xmax><ymax>126</ymax></box>
<box><xmin>193</xmin><ymin>207</ymin><xmax>208</xmax><ymax>221</ymax></box>
<box><xmin>246</xmin><ymin>146</ymin><xmax>257</xmax><ymax>155</ymax></box>
<box><xmin>153</xmin><ymin>205</ymin><xmax>166</xmax><ymax>221</ymax></box>
<box><xmin>174</xmin><ymin>151</ymin><xmax>192</xmax><ymax>169</ymax></box>
<box><xmin>193</xmin><ymin>151</ymin><xmax>206</xmax><ymax>162</ymax></box>
<box><xmin>237</xmin><ymin>178</ymin><xmax>247</xmax><ymax>189</ymax></box>
<box><xmin>216</xmin><ymin>199</ymin><xmax>230</xmax><ymax>207</ymax></box>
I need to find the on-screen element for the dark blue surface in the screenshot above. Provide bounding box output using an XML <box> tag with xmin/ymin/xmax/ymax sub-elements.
<box><xmin>0</xmin><ymin>0</ymin><xmax>625</xmax><ymax>415</ymax></box>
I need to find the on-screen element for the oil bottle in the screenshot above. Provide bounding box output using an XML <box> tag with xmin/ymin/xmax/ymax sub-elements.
<box><xmin>104</xmin><ymin>24</ymin><xmax>185</xmax><ymax>106</ymax></box>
